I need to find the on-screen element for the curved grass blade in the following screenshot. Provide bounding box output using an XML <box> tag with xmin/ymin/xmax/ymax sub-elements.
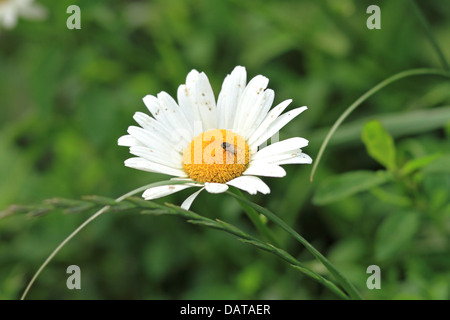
<box><xmin>310</xmin><ymin>68</ymin><xmax>450</xmax><ymax>182</ymax></box>
<box><xmin>20</xmin><ymin>179</ymin><xmax>191</xmax><ymax>300</ymax></box>
<box><xmin>159</xmin><ymin>204</ymin><xmax>349</xmax><ymax>299</ymax></box>
<box><xmin>227</xmin><ymin>190</ymin><xmax>363</xmax><ymax>300</ymax></box>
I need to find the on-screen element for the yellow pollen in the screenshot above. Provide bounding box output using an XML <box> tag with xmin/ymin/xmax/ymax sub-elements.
<box><xmin>182</xmin><ymin>129</ymin><xmax>250</xmax><ymax>184</ymax></box>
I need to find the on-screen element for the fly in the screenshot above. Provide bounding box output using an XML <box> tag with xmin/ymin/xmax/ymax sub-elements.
<box><xmin>221</xmin><ymin>142</ymin><xmax>238</xmax><ymax>155</ymax></box>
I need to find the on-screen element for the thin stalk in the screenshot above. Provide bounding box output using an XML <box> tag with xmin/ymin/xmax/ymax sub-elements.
<box><xmin>227</xmin><ymin>191</ymin><xmax>363</xmax><ymax>300</ymax></box>
<box><xmin>310</xmin><ymin>68</ymin><xmax>450</xmax><ymax>182</ymax></box>
<box><xmin>410</xmin><ymin>1</ymin><xmax>449</xmax><ymax>71</ymax></box>
<box><xmin>20</xmin><ymin>180</ymin><xmax>186</xmax><ymax>300</ymax></box>
<box><xmin>20</xmin><ymin>205</ymin><xmax>110</xmax><ymax>300</ymax></box>
<box><xmin>230</xmin><ymin>188</ymin><xmax>281</xmax><ymax>247</ymax></box>
<box><xmin>160</xmin><ymin>203</ymin><xmax>349</xmax><ymax>299</ymax></box>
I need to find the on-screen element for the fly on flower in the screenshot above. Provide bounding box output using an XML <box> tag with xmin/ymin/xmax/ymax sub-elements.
<box><xmin>118</xmin><ymin>66</ymin><xmax>312</xmax><ymax>209</ymax></box>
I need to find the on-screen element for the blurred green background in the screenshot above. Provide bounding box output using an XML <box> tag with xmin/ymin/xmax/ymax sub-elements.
<box><xmin>0</xmin><ymin>0</ymin><xmax>449</xmax><ymax>299</ymax></box>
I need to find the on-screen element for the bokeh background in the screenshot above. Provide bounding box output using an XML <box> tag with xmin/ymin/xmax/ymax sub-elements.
<box><xmin>0</xmin><ymin>0</ymin><xmax>449</xmax><ymax>299</ymax></box>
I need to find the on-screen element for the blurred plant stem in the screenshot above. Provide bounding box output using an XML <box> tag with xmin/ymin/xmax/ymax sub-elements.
<box><xmin>19</xmin><ymin>179</ymin><xmax>187</xmax><ymax>300</ymax></box>
<box><xmin>229</xmin><ymin>188</ymin><xmax>281</xmax><ymax>247</ymax></box>
<box><xmin>10</xmin><ymin>191</ymin><xmax>352</xmax><ymax>300</ymax></box>
<box><xmin>310</xmin><ymin>68</ymin><xmax>450</xmax><ymax>182</ymax></box>
<box><xmin>410</xmin><ymin>0</ymin><xmax>449</xmax><ymax>71</ymax></box>
<box><xmin>226</xmin><ymin>191</ymin><xmax>363</xmax><ymax>300</ymax></box>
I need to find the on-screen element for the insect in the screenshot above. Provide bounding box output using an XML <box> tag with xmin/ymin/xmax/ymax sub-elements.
<box><xmin>221</xmin><ymin>141</ymin><xmax>246</xmax><ymax>164</ymax></box>
<box><xmin>221</xmin><ymin>142</ymin><xmax>239</xmax><ymax>155</ymax></box>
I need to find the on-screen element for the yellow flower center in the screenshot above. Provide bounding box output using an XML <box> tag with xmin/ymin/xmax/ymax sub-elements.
<box><xmin>182</xmin><ymin>129</ymin><xmax>250</xmax><ymax>183</ymax></box>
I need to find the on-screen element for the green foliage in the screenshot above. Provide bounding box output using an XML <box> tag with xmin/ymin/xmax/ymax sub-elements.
<box><xmin>313</xmin><ymin>170</ymin><xmax>390</xmax><ymax>205</ymax></box>
<box><xmin>362</xmin><ymin>120</ymin><xmax>397</xmax><ymax>171</ymax></box>
<box><xmin>401</xmin><ymin>153</ymin><xmax>442</xmax><ymax>176</ymax></box>
<box><xmin>423</xmin><ymin>154</ymin><xmax>450</xmax><ymax>174</ymax></box>
<box><xmin>374</xmin><ymin>211</ymin><xmax>421</xmax><ymax>261</ymax></box>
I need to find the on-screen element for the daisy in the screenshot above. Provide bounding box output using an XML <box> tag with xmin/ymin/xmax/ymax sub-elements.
<box><xmin>0</xmin><ymin>0</ymin><xmax>47</xmax><ymax>30</ymax></box>
<box><xmin>119</xmin><ymin>66</ymin><xmax>312</xmax><ymax>209</ymax></box>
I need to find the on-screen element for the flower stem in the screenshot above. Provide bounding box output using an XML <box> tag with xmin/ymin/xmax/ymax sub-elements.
<box><xmin>230</xmin><ymin>188</ymin><xmax>281</xmax><ymax>247</ymax></box>
<box><xmin>20</xmin><ymin>180</ymin><xmax>186</xmax><ymax>300</ymax></box>
<box><xmin>227</xmin><ymin>191</ymin><xmax>363</xmax><ymax>300</ymax></box>
<box><xmin>410</xmin><ymin>1</ymin><xmax>449</xmax><ymax>71</ymax></box>
<box><xmin>310</xmin><ymin>68</ymin><xmax>450</xmax><ymax>182</ymax></box>
<box><xmin>161</xmin><ymin>203</ymin><xmax>349</xmax><ymax>299</ymax></box>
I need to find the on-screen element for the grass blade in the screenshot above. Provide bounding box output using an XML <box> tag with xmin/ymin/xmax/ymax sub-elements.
<box><xmin>227</xmin><ymin>191</ymin><xmax>363</xmax><ymax>300</ymax></box>
<box><xmin>310</xmin><ymin>68</ymin><xmax>450</xmax><ymax>182</ymax></box>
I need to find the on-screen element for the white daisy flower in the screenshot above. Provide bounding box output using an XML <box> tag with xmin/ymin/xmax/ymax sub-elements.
<box><xmin>119</xmin><ymin>66</ymin><xmax>312</xmax><ymax>209</ymax></box>
<box><xmin>0</xmin><ymin>0</ymin><xmax>47</xmax><ymax>30</ymax></box>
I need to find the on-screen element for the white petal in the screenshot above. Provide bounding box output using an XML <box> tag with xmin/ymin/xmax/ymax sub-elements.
<box><xmin>204</xmin><ymin>182</ymin><xmax>229</xmax><ymax>194</ymax></box>
<box><xmin>249</xmin><ymin>106</ymin><xmax>308</xmax><ymax>149</ymax></box>
<box><xmin>226</xmin><ymin>176</ymin><xmax>270</xmax><ymax>195</ymax></box>
<box><xmin>143</xmin><ymin>95</ymin><xmax>165</xmax><ymax>121</ymax></box>
<box><xmin>142</xmin><ymin>184</ymin><xmax>194</xmax><ymax>200</ymax></box>
<box><xmin>252</xmin><ymin>150</ymin><xmax>302</xmax><ymax>165</ymax></box>
<box><xmin>232</xmin><ymin>75</ymin><xmax>269</xmax><ymax>134</ymax></box>
<box><xmin>273</xmin><ymin>153</ymin><xmax>313</xmax><ymax>165</ymax></box>
<box><xmin>182</xmin><ymin>70</ymin><xmax>205</xmax><ymax>135</ymax></box>
<box><xmin>129</xmin><ymin>146</ymin><xmax>182</xmax><ymax>169</ymax></box>
<box><xmin>118</xmin><ymin>134</ymin><xmax>144</xmax><ymax>147</ymax></box>
<box><xmin>186</xmin><ymin>69</ymin><xmax>200</xmax><ymax>86</ymax></box>
<box><xmin>133</xmin><ymin>112</ymin><xmax>169</xmax><ymax>134</ymax></box>
<box><xmin>176</xmin><ymin>84</ymin><xmax>196</xmax><ymax>126</ymax></box>
<box><xmin>2</xmin><ymin>10</ymin><xmax>18</xmax><ymax>29</ymax></box>
<box><xmin>127</xmin><ymin>125</ymin><xmax>184</xmax><ymax>155</ymax></box>
<box><xmin>191</xmin><ymin>72</ymin><xmax>217</xmax><ymax>130</ymax></box>
<box><xmin>244</xmin><ymin>163</ymin><xmax>286</xmax><ymax>177</ymax></box>
<box><xmin>170</xmin><ymin>177</ymin><xmax>195</xmax><ymax>182</ymax></box>
<box><xmin>239</xmin><ymin>89</ymin><xmax>275</xmax><ymax>139</ymax></box>
<box><xmin>133</xmin><ymin>111</ymin><xmax>189</xmax><ymax>148</ymax></box>
<box><xmin>141</xmin><ymin>92</ymin><xmax>194</xmax><ymax>147</ymax></box>
<box><xmin>217</xmin><ymin>66</ymin><xmax>246</xmax><ymax>129</ymax></box>
<box><xmin>247</xmin><ymin>99</ymin><xmax>292</xmax><ymax>145</ymax></box>
<box><xmin>124</xmin><ymin>157</ymin><xmax>187</xmax><ymax>177</ymax></box>
<box><xmin>252</xmin><ymin>137</ymin><xmax>309</xmax><ymax>160</ymax></box>
<box><xmin>157</xmin><ymin>91</ymin><xmax>194</xmax><ymax>142</ymax></box>
<box><xmin>142</xmin><ymin>95</ymin><xmax>181</xmax><ymax>137</ymax></box>
<box><xmin>181</xmin><ymin>187</ymin><xmax>205</xmax><ymax>210</ymax></box>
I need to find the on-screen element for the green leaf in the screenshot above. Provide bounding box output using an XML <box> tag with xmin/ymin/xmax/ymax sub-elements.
<box><xmin>313</xmin><ymin>170</ymin><xmax>390</xmax><ymax>205</ymax></box>
<box><xmin>375</xmin><ymin>212</ymin><xmax>420</xmax><ymax>261</ymax></box>
<box><xmin>362</xmin><ymin>120</ymin><xmax>396</xmax><ymax>170</ymax></box>
<box><xmin>370</xmin><ymin>187</ymin><xmax>412</xmax><ymax>207</ymax></box>
<box><xmin>311</xmin><ymin>105</ymin><xmax>450</xmax><ymax>147</ymax></box>
<box><xmin>423</xmin><ymin>154</ymin><xmax>450</xmax><ymax>174</ymax></box>
<box><xmin>401</xmin><ymin>153</ymin><xmax>443</xmax><ymax>176</ymax></box>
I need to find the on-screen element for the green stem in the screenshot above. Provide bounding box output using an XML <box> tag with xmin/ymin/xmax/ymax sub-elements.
<box><xmin>410</xmin><ymin>1</ymin><xmax>450</xmax><ymax>71</ymax></box>
<box><xmin>161</xmin><ymin>203</ymin><xmax>349</xmax><ymax>299</ymax></box>
<box><xmin>226</xmin><ymin>191</ymin><xmax>363</xmax><ymax>300</ymax></box>
<box><xmin>230</xmin><ymin>188</ymin><xmax>281</xmax><ymax>247</ymax></box>
<box><xmin>20</xmin><ymin>179</ymin><xmax>187</xmax><ymax>300</ymax></box>
<box><xmin>310</xmin><ymin>68</ymin><xmax>450</xmax><ymax>182</ymax></box>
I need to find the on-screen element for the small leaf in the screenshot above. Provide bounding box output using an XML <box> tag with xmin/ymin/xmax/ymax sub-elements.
<box><xmin>401</xmin><ymin>153</ymin><xmax>442</xmax><ymax>176</ymax></box>
<box><xmin>313</xmin><ymin>170</ymin><xmax>390</xmax><ymax>205</ymax></box>
<box><xmin>374</xmin><ymin>212</ymin><xmax>420</xmax><ymax>261</ymax></box>
<box><xmin>362</xmin><ymin>120</ymin><xmax>396</xmax><ymax>170</ymax></box>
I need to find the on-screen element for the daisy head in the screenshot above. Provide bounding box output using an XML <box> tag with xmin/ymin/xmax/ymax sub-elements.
<box><xmin>0</xmin><ymin>0</ymin><xmax>47</xmax><ymax>30</ymax></box>
<box><xmin>119</xmin><ymin>66</ymin><xmax>312</xmax><ymax>209</ymax></box>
